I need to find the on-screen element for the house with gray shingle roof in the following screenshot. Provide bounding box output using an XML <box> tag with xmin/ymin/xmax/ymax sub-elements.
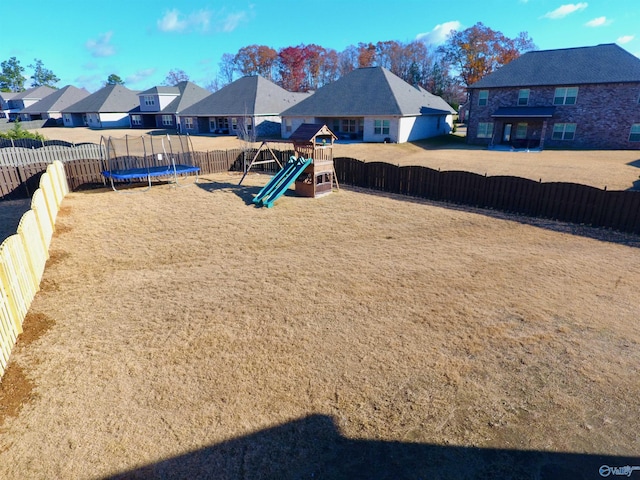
<box><xmin>466</xmin><ymin>43</ymin><xmax>640</xmax><ymax>150</ymax></box>
<box><xmin>19</xmin><ymin>85</ymin><xmax>90</xmax><ymax>124</ymax></box>
<box><xmin>280</xmin><ymin>66</ymin><xmax>456</xmax><ymax>143</ymax></box>
<box><xmin>0</xmin><ymin>92</ymin><xmax>17</xmax><ymax>120</ymax></box>
<box><xmin>130</xmin><ymin>81</ymin><xmax>212</xmax><ymax>129</ymax></box>
<box><xmin>61</xmin><ymin>84</ymin><xmax>139</xmax><ymax>128</ymax></box>
<box><xmin>4</xmin><ymin>86</ymin><xmax>56</xmax><ymax>121</ymax></box>
<box><xmin>178</xmin><ymin>75</ymin><xmax>310</xmax><ymax>138</ymax></box>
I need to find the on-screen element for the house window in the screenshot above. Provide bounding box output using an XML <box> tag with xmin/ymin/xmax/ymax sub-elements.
<box><xmin>518</xmin><ymin>89</ymin><xmax>530</xmax><ymax>106</ymax></box>
<box><xmin>553</xmin><ymin>87</ymin><xmax>578</xmax><ymax>105</ymax></box>
<box><xmin>478</xmin><ymin>90</ymin><xmax>489</xmax><ymax>106</ymax></box>
<box><xmin>342</xmin><ymin>119</ymin><xmax>357</xmax><ymax>133</ymax></box>
<box><xmin>552</xmin><ymin>123</ymin><xmax>576</xmax><ymax>140</ymax></box>
<box><xmin>131</xmin><ymin>114</ymin><xmax>142</xmax><ymax>126</ymax></box>
<box><xmin>629</xmin><ymin>124</ymin><xmax>640</xmax><ymax>142</ymax></box>
<box><xmin>184</xmin><ymin>117</ymin><xmax>193</xmax><ymax>129</ymax></box>
<box><xmin>246</xmin><ymin>118</ymin><xmax>252</xmax><ymax>131</ymax></box>
<box><xmin>231</xmin><ymin>117</ymin><xmax>238</xmax><ymax>130</ymax></box>
<box><xmin>144</xmin><ymin>96</ymin><xmax>155</xmax><ymax>106</ymax></box>
<box><xmin>477</xmin><ymin>122</ymin><xmax>493</xmax><ymax>138</ymax></box>
<box><xmin>162</xmin><ymin>115</ymin><xmax>173</xmax><ymax>126</ymax></box>
<box><xmin>285</xmin><ymin>118</ymin><xmax>292</xmax><ymax>133</ymax></box>
<box><xmin>515</xmin><ymin>123</ymin><xmax>528</xmax><ymax>139</ymax></box>
<box><xmin>374</xmin><ymin>119</ymin><xmax>390</xmax><ymax>135</ymax></box>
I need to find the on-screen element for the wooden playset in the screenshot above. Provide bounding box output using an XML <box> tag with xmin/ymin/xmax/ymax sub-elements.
<box><xmin>240</xmin><ymin>123</ymin><xmax>339</xmax><ymax>206</ymax></box>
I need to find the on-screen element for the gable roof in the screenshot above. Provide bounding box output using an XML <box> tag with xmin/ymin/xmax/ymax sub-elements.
<box><xmin>180</xmin><ymin>75</ymin><xmax>309</xmax><ymax>116</ymax></box>
<box><xmin>470</xmin><ymin>43</ymin><xmax>640</xmax><ymax>89</ymax></box>
<box><xmin>20</xmin><ymin>85</ymin><xmax>90</xmax><ymax>114</ymax></box>
<box><xmin>162</xmin><ymin>81</ymin><xmax>212</xmax><ymax>114</ymax></box>
<box><xmin>62</xmin><ymin>84</ymin><xmax>140</xmax><ymax>113</ymax></box>
<box><xmin>13</xmin><ymin>85</ymin><xmax>56</xmax><ymax>101</ymax></box>
<box><xmin>282</xmin><ymin>67</ymin><xmax>455</xmax><ymax>117</ymax></box>
<box><xmin>289</xmin><ymin>123</ymin><xmax>337</xmax><ymax>143</ymax></box>
<box><xmin>0</xmin><ymin>92</ymin><xmax>18</xmax><ymax>101</ymax></box>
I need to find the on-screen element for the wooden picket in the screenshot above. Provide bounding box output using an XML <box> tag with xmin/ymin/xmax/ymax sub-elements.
<box><xmin>31</xmin><ymin>189</ymin><xmax>54</xmax><ymax>250</ymax></box>
<box><xmin>0</xmin><ymin>278</ymin><xmax>18</xmax><ymax>377</ymax></box>
<box><xmin>0</xmin><ymin>160</ymin><xmax>69</xmax><ymax>382</ymax></box>
<box><xmin>17</xmin><ymin>209</ymin><xmax>47</xmax><ymax>290</ymax></box>
<box><xmin>0</xmin><ymin>235</ymin><xmax>34</xmax><ymax>331</ymax></box>
<box><xmin>39</xmin><ymin>171</ymin><xmax>58</xmax><ymax>225</ymax></box>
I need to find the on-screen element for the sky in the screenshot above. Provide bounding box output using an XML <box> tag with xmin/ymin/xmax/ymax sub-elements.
<box><xmin>3</xmin><ymin>0</ymin><xmax>639</xmax><ymax>93</ymax></box>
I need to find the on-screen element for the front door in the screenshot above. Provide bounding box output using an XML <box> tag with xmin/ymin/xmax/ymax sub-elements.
<box><xmin>503</xmin><ymin>123</ymin><xmax>512</xmax><ymax>143</ymax></box>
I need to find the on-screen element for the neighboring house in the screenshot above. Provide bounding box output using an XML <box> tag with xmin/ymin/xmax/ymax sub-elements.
<box><xmin>61</xmin><ymin>84</ymin><xmax>140</xmax><ymax>128</ymax></box>
<box><xmin>19</xmin><ymin>85</ymin><xmax>90</xmax><ymax>124</ymax></box>
<box><xmin>178</xmin><ymin>75</ymin><xmax>310</xmax><ymax>138</ymax></box>
<box><xmin>130</xmin><ymin>81</ymin><xmax>212</xmax><ymax>129</ymax></box>
<box><xmin>0</xmin><ymin>92</ymin><xmax>17</xmax><ymax>120</ymax></box>
<box><xmin>466</xmin><ymin>43</ymin><xmax>640</xmax><ymax>150</ymax></box>
<box><xmin>280</xmin><ymin>66</ymin><xmax>456</xmax><ymax>143</ymax></box>
<box><xmin>3</xmin><ymin>86</ymin><xmax>56</xmax><ymax>121</ymax></box>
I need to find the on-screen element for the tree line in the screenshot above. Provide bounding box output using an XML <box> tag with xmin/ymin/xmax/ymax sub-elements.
<box><xmin>0</xmin><ymin>23</ymin><xmax>535</xmax><ymax>108</ymax></box>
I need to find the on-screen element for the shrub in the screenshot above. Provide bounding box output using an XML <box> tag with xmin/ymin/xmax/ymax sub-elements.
<box><xmin>0</xmin><ymin>120</ymin><xmax>46</xmax><ymax>141</ymax></box>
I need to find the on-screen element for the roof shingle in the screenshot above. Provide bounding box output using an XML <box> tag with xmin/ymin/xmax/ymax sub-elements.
<box><xmin>282</xmin><ymin>67</ymin><xmax>455</xmax><ymax>117</ymax></box>
<box><xmin>470</xmin><ymin>43</ymin><xmax>640</xmax><ymax>89</ymax></box>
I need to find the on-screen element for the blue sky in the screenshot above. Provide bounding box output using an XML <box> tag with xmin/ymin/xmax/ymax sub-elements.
<box><xmin>3</xmin><ymin>0</ymin><xmax>639</xmax><ymax>92</ymax></box>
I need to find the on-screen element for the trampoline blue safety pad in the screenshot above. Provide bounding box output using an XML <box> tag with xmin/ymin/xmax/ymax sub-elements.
<box><xmin>102</xmin><ymin>164</ymin><xmax>200</xmax><ymax>180</ymax></box>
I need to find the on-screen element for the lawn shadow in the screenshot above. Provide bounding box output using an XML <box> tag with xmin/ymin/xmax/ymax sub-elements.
<box><xmin>626</xmin><ymin>159</ymin><xmax>640</xmax><ymax>169</ymax></box>
<box><xmin>196</xmin><ymin>177</ymin><xmax>261</xmax><ymax>205</ymax></box>
<box><xmin>408</xmin><ymin>133</ymin><xmax>480</xmax><ymax>152</ymax></box>
<box><xmin>102</xmin><ymin>414</ymin><xmax>637</xmax><ymax>480</ymax></box>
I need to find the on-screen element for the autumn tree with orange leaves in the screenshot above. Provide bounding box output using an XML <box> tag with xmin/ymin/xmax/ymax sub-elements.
<box><xmin>438</xmin><ymin>22</ymin><xmax>536</xmax><ymax>87</ymax></box>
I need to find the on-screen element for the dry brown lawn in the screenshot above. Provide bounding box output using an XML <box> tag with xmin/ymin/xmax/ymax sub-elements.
<box><xmin>0</xmin><ymin>127</ymin><xmax>638</xmax><ymax>478</ymax></box>
<box><xmin>0</xmin><ymin>167</ymin><xmax>638</xmax><ymax>478</ymax></box>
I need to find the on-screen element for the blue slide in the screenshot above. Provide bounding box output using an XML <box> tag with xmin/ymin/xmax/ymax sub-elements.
<box><xmin>252</xmin><ymin>156</ymin><xmax>312</xmax><ymax>208</ymax></box>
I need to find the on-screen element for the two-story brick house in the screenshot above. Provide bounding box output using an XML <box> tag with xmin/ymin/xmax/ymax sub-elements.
<box><xmin>466</xmin><ymin>44</ymin><xmax>640</xmax><ymax>150</ymax></box>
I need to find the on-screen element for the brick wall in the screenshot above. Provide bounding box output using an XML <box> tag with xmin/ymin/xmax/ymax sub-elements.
<box><xmin>467</xmin><ymin>83</ymin><xmax>640</xmax><ymax>149</ymax></box>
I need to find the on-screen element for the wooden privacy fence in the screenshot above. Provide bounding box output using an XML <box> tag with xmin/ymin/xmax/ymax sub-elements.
<box><xmin>334</xmin><ymin>158</ymin><xmax>640</xmax><ymax>234</ymax></box>
<box><xmin>0</xmin><ymin>160</ymin><xmax>68</xmax><ymax>380</ymax></box>
<box><xmin>2</xmin><ymin>144</ymin><xmax>640</xmax><ymax>234</ymax></box>
<box><xmin>0</xmin><ymin>144</ymin><xmax>290</xmax><ymax>197</ymax></box>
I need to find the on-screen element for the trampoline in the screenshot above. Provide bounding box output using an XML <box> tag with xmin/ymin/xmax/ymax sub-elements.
<box><xmin>101</xmin><ymin>134</ymin><xmax>200</xmax><ymax>192</ymax></box>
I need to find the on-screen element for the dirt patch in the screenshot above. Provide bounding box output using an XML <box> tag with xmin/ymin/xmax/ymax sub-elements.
<box><xmin>0</xmin><ymin>313</ymin><xmax>55</xmax><ymax>428</ymax></box>
<box><xmin>0</xmin><ymin>364</ymin><xmax>34</xmax><ymax>428</ymax></box>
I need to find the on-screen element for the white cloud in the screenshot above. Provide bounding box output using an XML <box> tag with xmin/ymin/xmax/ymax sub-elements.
<box><xmin>416</xmin><ymin>21</ymin><xmax>462</xmax><ymax>45</ymax></box>
<box><xmin>157</xmin><ymin>8</ymin><xmax>251</xmax><ymax>34</ymax></box>
<box><xmin>585</xmin><ymin>16</ymin><xmax>611</xmax><ymax>27</ymax></box>
<box><xmin>219</xmin><ymin>12</ymin><xmax>248</xmax><ymax>32</ymax></box>
<box><xmin>542</xmin><ymin>3</ymin><xmax>588</xmax><ymax>20</ymax></box>
<box><xmin>157</xmin><ymin>9</ymin><xmax>212</xmax><ymax>33</ymax></box>
<box><xmin>158</xmin><ymin>9</ymin><xmax>185</xmax><ymax>32</ymax></box>
<box><xmin>617</xmin><ymin>35</ymin><xmax>635</xmax><ymax>44</ymax></box>
<box><xmin>86</xmin><ymin>31</ymin><xmax>115</xmax><ymax>58</ymax></box>
<box><xmin>126</xmin><ymin>68</ymin><xmax>157</xmax><ymax>85</ymax></box>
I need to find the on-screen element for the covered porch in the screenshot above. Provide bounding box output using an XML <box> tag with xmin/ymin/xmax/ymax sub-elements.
<box><xmin>491</xmin><ymin>106</ymin><xmax>555</xmax><ymax>150</ymax></box>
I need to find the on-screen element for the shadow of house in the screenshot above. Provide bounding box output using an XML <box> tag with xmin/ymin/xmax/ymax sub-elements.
<box><xmin>103</xmin><ymin>414</ymin><xmax>637</xmax><ymax>480</ymax></box>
